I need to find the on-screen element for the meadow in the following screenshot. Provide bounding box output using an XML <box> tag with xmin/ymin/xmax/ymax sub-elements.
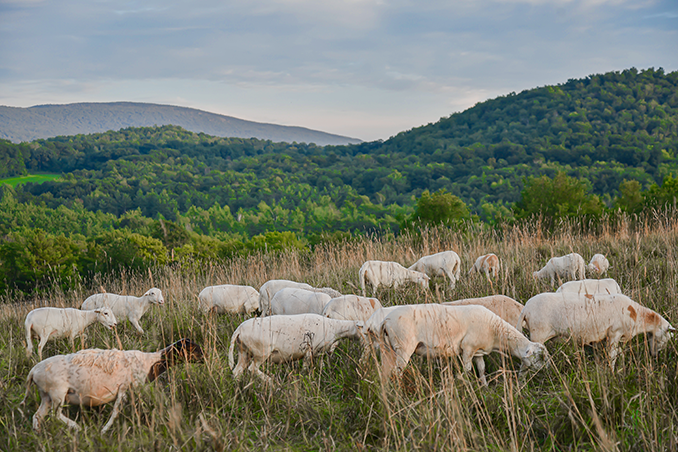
<box><xmin>2</xmin><ymin>214</ymin><xmax>678</xmax><ymax>451</ymax></box>
<box><xmin>0</xmin><ymin>174</ymin><xmax>61</xmax><ymax>188</ymax></box>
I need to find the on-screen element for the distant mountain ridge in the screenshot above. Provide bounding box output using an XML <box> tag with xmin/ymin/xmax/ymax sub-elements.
<box><xmin>0</xmin><ymin>102</ymin><xmax>362</xmax><ymax>145</ymax></box>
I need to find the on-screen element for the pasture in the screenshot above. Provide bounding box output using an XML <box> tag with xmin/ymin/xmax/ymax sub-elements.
<box><xmin>1</xmin><ymin>215</ymin><xmax>678</xmax><ymax>451</ymax></box>
<box><xmin>0</xmin><ymin>173</ymin><xmax>61</xmax><ymax>188</ymax></box>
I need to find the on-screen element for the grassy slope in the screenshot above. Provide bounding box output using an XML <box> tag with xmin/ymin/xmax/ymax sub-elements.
<box><xmin>2</xmin><ymin>217</ymin><xmax>678</xmax><ymax>450</ymax></box>
<box><xmin>0</xmin><ymin>174</ymin><xmax>61</xmax><ymax>188</ymax></box>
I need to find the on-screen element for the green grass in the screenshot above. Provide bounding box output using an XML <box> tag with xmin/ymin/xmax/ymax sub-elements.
<box><xmin>2</xmin><ymin>217</ymin><xmax>678</xmax><ymax>450</ymax></box>
<box><xmin>0</xmin><ymin>173</ymin><xmax>61</xmax><ymax>187</ymax></box>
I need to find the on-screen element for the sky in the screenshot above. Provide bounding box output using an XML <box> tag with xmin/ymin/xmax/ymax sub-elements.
<box><xmin>1</xmin><ymin>0</ymin><xmax>676</xmax><ymax>142</ymax></box>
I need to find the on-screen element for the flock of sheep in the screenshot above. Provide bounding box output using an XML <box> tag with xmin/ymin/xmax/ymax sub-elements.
<box><xmin>18</xmin><ymin>249</ymin><xmax>674</xmax><ymax>435</ymax></box>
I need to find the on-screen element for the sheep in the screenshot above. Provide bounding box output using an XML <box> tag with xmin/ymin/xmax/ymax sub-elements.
<box><xmin>258</xmin><ymin>280</ymin><xmax>342</xmax><ymax>316</ymax></box>
<box><xmin>380</xmin><ymin>304</ymin><xmax>549</xmax><ymax>385</ymax></box>
<box><xmin>198</xmin><ymin>284</ymin><xmax>260</xmax><ymax>314</ymax></box>
<box><xmin>359</xmin><ymin>260</ymin><xmax>430</xmax><ymax>296</ymax></box>
<box><xmin>517</xmin><ymin>292</ymin><xmax>674</xmax><ymax>368</ymax></box>
<box><xmin>587</xmin><ymin>254</ymin><xmax>610</xmax><ymax>275</ymax></box>
<box><xmin>24</xmin><ymin>307</ymin><xmax>118</xmax><ymax>360</ymax></box>
<box><xmin>442</xmin><ymin>295</ymin><xmax>524</xmax><ymax>328</ymax></box>
<box><xmin>556</xmin><ymin>278</ymin><xmax>622</xmax><ymax>295</ymax></box>
<box><xmin>81</xmin><ymin>288</ymin><xmax>164</xmax><ymax>334</ymax></box>
<box><xmin>20</xmin><ymin>338</ymin><xmax>203</xmax><ymax>433</ymax></box>
<box><xmin>408</xmin><ymin>251</ymin><xmax>461</xmax><ymax>288</ymax></box>
<box><xmin>269</xmin><ymin>288</ymin><xmax>332</xmax><ymax>316</ymax></box>
<box><xmin>228</xmin><ymin>314</ymin><xmax>363</xmax><ymax>383</ymax></box>
<box><xmin>533</xmin><ymin>253</ymin><xmax>586</xmax><ymax>286</ymax></box>
<box><xmin>358</xmin><ymin>306</ymin><xmax>402</xmax><ymax>365</ymax></box>
<box><xmin>322</xmin><ymin>295</ymin><xmax>383</xmax><ymax>322</ymax></box>
<box><xmin>468</xmin><ymin>253</ymin><xmax>500</xmax><ymax>280</ymax></box>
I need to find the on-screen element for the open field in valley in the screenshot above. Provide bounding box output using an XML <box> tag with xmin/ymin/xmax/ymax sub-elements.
<box><xmin>2</xmin><ymin>214</ymin><xmax>678</xmax><ymax>451</ymax></box>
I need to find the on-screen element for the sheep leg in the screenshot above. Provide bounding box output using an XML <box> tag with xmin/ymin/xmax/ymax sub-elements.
<box><xmin>129</xmin><ymin>318</ymin><xmax>145</xmax><ymax>335</ymax></box>
<box><xmin>248</xmin><ymin>362</ymin><xmax>272</xmax><ymax>385</ymax></box>
<box><xmin>54</xmin><ymin>391</ymin><xmax>81</xmax><ymax>431</ymax></box>
<box><xmin>232</xmin><ymin>348</ymin><xmax>251</xmax><ymax>380</ymax></box>
<box><xmin>37</xmin><ymin>333</ymin><xmax>51</xmax><ymax>361</ymax></box>
<box><xmin>461</xmin><ymin>352</ymin><xmax>474</xmax><ymax>379</ymax></box>
<box><xmin>32</xmin><ymin>390</ymin><xmax>51</xmax><ymax>431</ymax></box>
<box><xmin>25</xmin><ymin>325</ymin><xmax>34</xmax><ymax>358</ymax></box>
<box><xmin>473</xmin><ymin>356</ymin><xmax>488</xmax><ymax>386</ymax></box>
<box><xmin>608</xmin><ymin>338</ymin><xmax>622</xmax><ymax>370</ymax></box>
<box><xmin>101</xmin><ymin>389</ymin><xmax>126</xmax><ymax>434</ymax></box>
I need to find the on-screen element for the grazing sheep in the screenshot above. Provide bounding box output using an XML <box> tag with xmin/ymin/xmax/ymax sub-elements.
<box><xmin>359</xmin><ymin>260</ymin><xmax>430</xmax><ymax>296</ymax></box>
<box><xmin>587</xmin><ymin>254</ymin><xmax>610</xmax><ymax>275</ymax></box>
<box><xmin>533</xmin><ymin>253</ymin><xmax>586</xmax><ymax>286</ymax></box>
<box><xmin>442</xmin><ymin>295</ymin><xmax>524</xmax><ymax>328</ymax></box>
<box><xmin>228</xmin><ymin>314</ymin><xmax>363</xmax><ymax>383</ymax></box>
<box><xmin>20</xmin><ymin>338</ymin><xmax>203</xmax><ymax>433</ymax></box>
<box><xmin>198</xmin><ymin>284</ymin><xmax>260</xmax><ymax>314</ymax></box>
<box><xmin>556</xmin><ymin>278</ymin><xmax>621</xmax><ymax>295</ymax></box>
<box><xmin>258</xmin><ymin>280</ymin><xmax>341</xmax><ymax>316</ymax></box>
<box><xmin>380</xmin><ymin>304</ymin><xmax>548</xmax><ymax>385</ymax></box>
<box><xmin>409</xmin><ymin>251</ymin><xmax>461</xmax><ymax>288</ymax></box>
<box><xmin>517</xmin><ymin>292</ymin><xmax>674</xmax><ymax>368</ymax></box>
<box><xmin>322</xmin><ymin>295</ymin><xmax>383</xmax><ymax>322</ymax></box>
<box><xmin>269</xmin><ymin>288</ymin><xmax>332</xmax><ymax>316</ymax></box>
<box><xmin>81</xmin><ymin>288</ymin><xmax>164</xmax><ymax>335</ymax></box>
<box><xmin>468</xmin><ymin>253</ymin><xmax>500</xmax><ymax>280</ymax></box>
<box><xmin>359</xmin><ymin>306</ymin><xmax>402</xmax><ymax>365</ymax></box>
<box><xmin>24</xmin><ymin>307</ymin><xmax>117</xmax><ymax>360</ymax></box>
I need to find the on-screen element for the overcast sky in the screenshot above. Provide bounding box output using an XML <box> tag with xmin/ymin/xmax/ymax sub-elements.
<box><xmin>1</xmin><ymin>0</ymin><xmax>676</xmax><ymax>141</ymax></box>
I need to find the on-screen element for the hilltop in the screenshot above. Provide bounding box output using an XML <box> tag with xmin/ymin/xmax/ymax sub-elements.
<box><xmin>0</xmin><ymin>102</ymin><xmax>362</xmax><ymax>146</ymax></box>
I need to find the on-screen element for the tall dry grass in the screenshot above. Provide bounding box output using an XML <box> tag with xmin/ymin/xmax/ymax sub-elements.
<box><xmin>2</xmin><ymin>212</ymin><xmax>678</xmax><ymax>450</ymax></box>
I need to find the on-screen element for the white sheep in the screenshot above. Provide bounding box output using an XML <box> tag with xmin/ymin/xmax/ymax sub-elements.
<box><xmin>228</xmin><ymin>314</ymin><xmax>363</xmax><ymax>383</ymax></box>
<box><xmin>587</xmin><ymin>254</ymin><xmax>610</xmax><ymax>275</ymax></box>
<box><xmin>20</xmin><ymin>338</ymin><xmax>203</xmax><ymax>433</ymax></box>
<box><xmin>359</xmin><ymin>260</ymin><xmax>430</xmax><ymax>296</ymax></box>
<box><xmin>81</xmin><ymin>288</ymin><xmax>164</xmax><ymax>334</ymax></box>
<box><xmin>556</xmin><ymin>278</ymin><xmax>621</xmax><ymax>295</ymax></box>
<box><xmin>442</xmin><ymin>295</ymin><xmax>524</xmax><ymax>328</ymax></box>
<box><xmin>380</xmin><ymin>304</ymin><xmax>549</xmax><ymax>385</ymax></box>
<box><xmin>323</xmin><ymin>295</ymin><xmax>383</xmax><ymax>322</ymax></box>
<box><xmin>533</xmin><ymin>253</ymin><xmax>586</xmax><ymax>286</ymax></box>
<box><xmin>517</xmin><ymin>292</ymin><xmax>674</xmax><ymax>367</ymax></box>
<box><xmin>468</xmin><ymin>253</ymin><xmax>500</xmax><ymax>280</ymax></box>
<box><xmin>198</xmin><ymin>284</ymin><xmax>260</xmax><ymax>314</ymax></box>
<box><xmin>269</xmin><ymin>288</ymin><xmax>332</xmax><ymax>316</ymax></box>
<box><xmin>24</xmin><ymin>307</ymin><xmax>117</xmax><ymax>360</ymax></box>
<box><xmin>258</xmin><ymin>280</ymin><xmax>341</xmax><ymax>316</ymax></box>
<box><xmin>408</xmin><ymin>251</ymin><xmax>461</xmax><ymax>288</ymax></box>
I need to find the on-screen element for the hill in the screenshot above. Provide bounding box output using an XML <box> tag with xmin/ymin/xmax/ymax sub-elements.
<box><xmin>0</xmin><ymin>101</ymin><xmax>362</xmax><ymax>146</ymax></box>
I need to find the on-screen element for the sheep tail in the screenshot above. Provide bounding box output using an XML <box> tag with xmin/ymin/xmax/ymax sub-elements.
<box><xmin>516</xmin><ymin>310</ymin><xmax>527</xmax><ymax>332</ymax></box>
<box><xmin>228</xmin><ymin>329</ymin><xmax>239</xmax><ymax>370</ymax></box>
<box><xmin>18</xmin><ymin>370</ymin><xmax>34</xmax><ymax>414</ymax></box>
<box><xmin>359</xmin><ymin>266</ymin><xmax>367</xmax><ymax>297</ymax></box>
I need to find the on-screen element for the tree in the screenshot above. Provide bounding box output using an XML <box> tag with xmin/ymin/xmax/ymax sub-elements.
<box><xmin>643</xmin><ymin>175</ymin><xmax>678</xmax><ymax>211</ymax></box>
<box><xmin>514</xmin><ymin>172</ymin><xmax>604</xmax><ymax>221</ymax></box>
<box><xmin>614</xmin><ymin>179</ymin><xmax>643</xmax><ymax>213</ymax></box>
<box><xmin>406</xmin><ymin>189</ymin><xmax>470</xmax><ymax>228</ymax></box>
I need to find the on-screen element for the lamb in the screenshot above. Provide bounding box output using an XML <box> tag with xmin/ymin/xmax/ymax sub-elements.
<box><xmin>468</xmin><ymin>253</ymin><xmax>500</xmax><ymax>280</ymax></box>
<box><xmin>360</xmin><ymin>260</ymin><xmax>430</xmax><ymax>296</ymax></box>
<box><xmin>533</xmin><ymin>253</ymin><xmax>586</xmax><ymax>286</ymax></box>
<box><xmin>258</xmin><ymin>280</ymin><xmax>342</xmax><ymax>316</ymax></box>
<box><xmin>380</xmin><ymin>304</ymin><xmax>549</xmax><ymax>385</ymax></box>
<box><xmin>556</xmin><ymin>278</ymin><xmax>621</xmax><ymax>295</ymax></box>
<box><xmin>81</xmin><ymin>288</ymin><xmax>164</xmax><ymax>334</ymax></box>
<box><xmin>587</xmin><ymin>254</ymin><xmax>610</xmax><ymax>275</ymax></box>
<box><xmin>322</xmin><ymin>295</ymin><xmax>383</xmax><ymax>322</ymax></box>
<box><xmin>517</xmin><ymin>292</ymin><xmax>674</xmax><ymax>367</ymax></box>
<box><xmin>198</xmin><ymin>284</ymin><xmax>260</xmax><ymax>314</ymax></box>
<box><xmin>408</xmin><ymin>251</ymin><xmax>461</xmax><ymax>288</ymax></box>
<box><xmin>442</xmin><ymin>295</ymin><xmax>524</xmax><ymax>328</ymax></box>
<box><xmin>269</xmin><ymin>288</ymin><xmax>332</xmax><ymax>316</ymax></box>
<box><xmin>228</xmin><ymin>314</ymin><xmax>363</xmax><ymax>383</ymax></box>
<box><xmin>20</xmin><ymin>338</ymin><xmax>203</xmax><ymax>433</ymax></box>
<box><xmin>24</xmin><ymin>307</ymin><xmax>118</xmax><ymax>360</ymax></box>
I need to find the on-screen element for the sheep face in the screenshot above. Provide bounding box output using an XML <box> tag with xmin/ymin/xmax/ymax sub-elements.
<box><xmin>95</xmin><ymin>307</ymin><xmax>118</xmax><ymax>330</ymax></box>
<box><xmin>649</xmin><ymin>323</ymin><xmax>675</xmax><ymax>357</ymax></box>
<box><xmin>520</xmin><ymin>343</ymin><xmax>549</xmax><ymax>373</ymax></box>
<box><xmin>144</xmin><ymin>288</ymin><xmax>165</xmax><ymax>305</ymax></box>
<box><xmin>416</xmin><ymin>274</ymin><xmax>430</xmax><ymax>290</ymax></box>
<box><xmin>164</xmin><ymin>338</ymin><xmax>204</xmax><ymax>364</ymax></box>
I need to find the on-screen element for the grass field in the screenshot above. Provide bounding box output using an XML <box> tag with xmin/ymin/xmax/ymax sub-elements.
<box><xmin>2</xmin><ymin>215</ymin><xmax>678</xmax><ymax>451</ymax></box>
<box><xmin>0</xmin><ymin>174</ymin><xmax>61</xmax><ymax>187</ymax></box>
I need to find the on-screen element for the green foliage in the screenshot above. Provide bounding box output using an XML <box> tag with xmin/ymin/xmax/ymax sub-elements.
<box><xmin>643</xmin><ymin>175</ymin><xmax>678</xmax><ymax>210</ymax></box>
<box><xmin>246</xmin><ymin>231</ymin><xmax>307</xmax><ymax>253</ymax></box>
<box><xmin>407</xmin><ymin>189</ymin><xmax>471</xmax><ymax>228</ymax></box>
<box><xmin>514</xmin><ymin>172</ymin><xmax>604</xmax><ymax>221</ymax></box>
<box><xmin>87</xmin><ymin>229</ymin><xmax>168</xmax><ymax>275</ymax></box>
<box><xmin>615</xmin><ymin>179</ymin><xmax>644</xmax><ymax>213</ymax></box>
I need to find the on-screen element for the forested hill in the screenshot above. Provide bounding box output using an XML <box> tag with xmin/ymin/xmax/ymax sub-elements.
<box><xmin>0</xmin><ymin>102</ymin><xmax>362</xmax><ymax>146</ymax></box>
<box><xmin>1</xmin><ymin>68</ymin><xmax>677</xmax><ymax>235</ymax></box>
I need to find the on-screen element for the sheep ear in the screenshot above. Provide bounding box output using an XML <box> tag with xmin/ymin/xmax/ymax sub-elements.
<box><xmin>94</xmin><ymin>309</ymin><xmax>102</xmax><ymax>314</ymax></box>
<box><xmin>356</xmin><ymin>321</ymin><xmax>365</xmax><ymax>329</ymax></box>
